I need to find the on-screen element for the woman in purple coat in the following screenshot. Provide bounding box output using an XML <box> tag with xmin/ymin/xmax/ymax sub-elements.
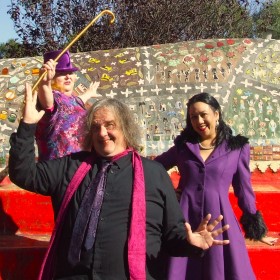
<box><xmin>155</xmin><ymin>92</ymin><xmax>277</xmax><ymax>280</ymax></box>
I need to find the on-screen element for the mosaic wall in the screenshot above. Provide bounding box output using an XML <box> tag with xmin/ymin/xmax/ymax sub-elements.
<box><xmin>0</xmin><ymin>38</ymin><xmax>279</xmax><ymax>171</ymax></box>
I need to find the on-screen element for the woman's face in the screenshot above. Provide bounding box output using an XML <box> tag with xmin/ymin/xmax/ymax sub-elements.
<box><xmin>188</xmin><ymin>102</ymin><xmax>219</xmax><ymax>141</ymax></box>
<box><xmin>52</xmin><ymin>71</ymin><xmax>77</xmax><ymax>95</ymax></box>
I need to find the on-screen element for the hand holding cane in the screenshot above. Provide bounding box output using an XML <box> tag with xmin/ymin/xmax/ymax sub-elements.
<box><xmin>32</xmin><ymin>9</ymin><xmax>115</xmax><ymax>93</ymax></box>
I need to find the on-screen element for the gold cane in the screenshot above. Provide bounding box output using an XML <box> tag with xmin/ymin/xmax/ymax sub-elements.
<box><xmin>32</xmin><ymin>9</ymin><xmax>115</xmax><ymax>92</ymax></box>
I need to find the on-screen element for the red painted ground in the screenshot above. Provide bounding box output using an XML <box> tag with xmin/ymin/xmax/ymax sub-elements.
<box><xmin>0</xmin><ymin>168</ymin><xmax>279</xmax><ymax>280</ymax></box>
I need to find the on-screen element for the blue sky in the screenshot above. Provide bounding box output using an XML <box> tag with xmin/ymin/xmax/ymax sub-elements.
<box><xmin>0</xmin><ymin>0</ymin><xmax>19</xmax><ymax>43</ymax></box>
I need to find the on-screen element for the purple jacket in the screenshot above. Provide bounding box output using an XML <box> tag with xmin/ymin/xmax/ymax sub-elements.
<box><xmin>155</xmin><ymin>141</ymin><xmax>257</xmax><ymax>280</ymax></box>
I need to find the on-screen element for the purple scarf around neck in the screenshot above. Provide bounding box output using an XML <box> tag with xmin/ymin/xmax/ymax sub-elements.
<box><xmin>38</xmin><ymin>148</ymin><xmax>146</xmax><ymax>280</ymax></box>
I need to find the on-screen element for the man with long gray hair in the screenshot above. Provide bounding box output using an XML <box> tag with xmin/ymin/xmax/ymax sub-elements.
<box><xmin>9</xmin><ymin>83</ymin><xmax>229</xmax><ymax>280</ymax></box>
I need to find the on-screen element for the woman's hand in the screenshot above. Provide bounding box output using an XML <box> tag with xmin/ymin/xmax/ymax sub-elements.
<box><xmin>41</xmin><ymin>59</ymin><xmax>56</xmax><ymax>82</ymax></box>
<box><xmin>260</xmin><ymin>235</ymin><xmax>278</xmax><ymax>246</ymax></box>
<box><xmin>78</xmin><ymin>81</ymin><xmax>101</xmax><ymax>104</ymax></box>
<box><xmin>85</xmin><ymin>81</ymin><xmax>101</xmax><ymax>98</ymax></box>
<box><xmin>185</xmin><ymin>214</ymin><xmax>230</xmax><ymax>250</ymax></box>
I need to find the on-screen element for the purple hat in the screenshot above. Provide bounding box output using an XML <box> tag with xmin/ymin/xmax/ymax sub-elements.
<box><xmin>43</xmin><ymin>50</ymin><xmax>79</xmax><ymax>72</ymax></box>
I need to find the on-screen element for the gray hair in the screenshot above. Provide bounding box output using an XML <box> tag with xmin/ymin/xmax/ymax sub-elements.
<box><xmin>83</xmin><ymin>98</ymin><xmax>142</xmax><ymax>151</ymax></box>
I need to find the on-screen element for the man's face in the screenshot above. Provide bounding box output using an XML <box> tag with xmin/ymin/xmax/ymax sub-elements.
<box><xmin>91</xmin><ymin>108</ymin><xmax>127</xmax><ymax>158</ymax></box>
<box><xmin>53</xmin><ymin>71</ymin><xmax>77</xmax><ymax>95</ymax></box>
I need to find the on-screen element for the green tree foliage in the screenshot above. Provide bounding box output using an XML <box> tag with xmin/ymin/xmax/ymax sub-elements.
<box><xmin>253</xmin><ymin>0</ymin><xmax>280</xmax><ymax>39</ymax></box>
<box><xmin>0</xmin><ymin>39</ymin><xmax>28</xmax><ymax>59</ymax></box>
<box><xmin>4</xmin><ymin>0</ymin><xmax>273</xmax><ymax>57</ymax></box>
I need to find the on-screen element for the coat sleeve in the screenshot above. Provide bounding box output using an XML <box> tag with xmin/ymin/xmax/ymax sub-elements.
<box><xmin>154</xmin><ymin>145</ymin><xmax>178</xmax><ymax>171</ymax></box>
<box><xmin>9</xmin><ymin>121</ymin><xmax>68</xmax><ymax>196</ymax></box>
<box><xmin>232</xmin><ymin>144</ymin><xmax>267</xmax><ymax>240</ymax></box>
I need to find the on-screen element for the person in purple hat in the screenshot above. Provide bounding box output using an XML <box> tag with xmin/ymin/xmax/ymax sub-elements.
<box><xmin>35</xmin><ymin>50</ymin><xmax>100</xmax><ymax>161</ymax></box>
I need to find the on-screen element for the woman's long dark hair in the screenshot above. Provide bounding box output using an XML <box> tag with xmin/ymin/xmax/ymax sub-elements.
<box><xmin>175</xmin><ymin>92</ymin><xmax>248</xmax><ymax>150</ymax></box>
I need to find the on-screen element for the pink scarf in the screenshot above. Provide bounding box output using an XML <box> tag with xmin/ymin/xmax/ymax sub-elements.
<box><xmin>129</xmin><ymin>150</ymin><xmax>146</xmax><ymax>280</ymax></box>
<box><xmin>38</xmin><ymin>149</ymin><xmax>146</xmax><ymax>280</ymax></box>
